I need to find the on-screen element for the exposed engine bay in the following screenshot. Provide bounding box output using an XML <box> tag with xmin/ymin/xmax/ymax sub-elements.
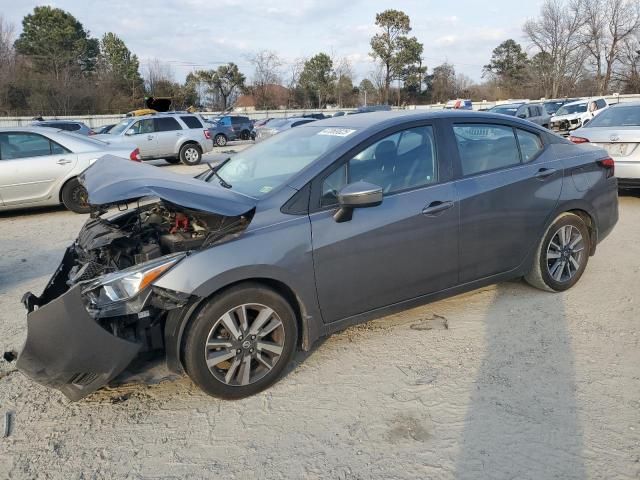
<box><xmin>22</xmin><ymin>201</ymin><xmax>252</xmax><ymax>359</ymax></box>
<box><xmin>68</xmin><ymin>201</ymin><xmax>250</xmax><ymax>286</ymax></box>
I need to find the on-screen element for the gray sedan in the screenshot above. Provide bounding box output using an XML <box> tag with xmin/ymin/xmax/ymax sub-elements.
<box><xmin>570</xmin><ymin>102</ymin><xmax>640</xmax><ymax>189</ymax></box>
<box><xmin>254</xmin><ymin>117</ymin><xmax>316</xmax><ymax>142</ymax></box>
<box><xmin>0</xmin><ymin>127</ymin><xmax>137</xmax><ymax>213</ymax></box>
<box><xmin>17</xmin><ymin>111</ymin><xmax>618</xmax><ymax>400</ymax></box>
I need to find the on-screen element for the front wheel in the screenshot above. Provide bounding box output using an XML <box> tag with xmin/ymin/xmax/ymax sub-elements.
<box><xmin>525</xmin><ymin>213</ymin><xmax>590</xmax><ymax>292</ymax></box>
<box><xmin>179</xmin><ymin>143</ymin><xmax>202</xmax><ymax>165</ymax></box>
<box><xmin>183</xmin><ymin>283</ymin><xmax>298</xmax><ymax>399</ymax></box>
<box><xmin>61</xmin><ymin>178</ymin><xmax>90</xmax><ymax>214</ymax></box>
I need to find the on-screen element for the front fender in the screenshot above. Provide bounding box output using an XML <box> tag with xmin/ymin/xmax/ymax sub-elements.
<box><xmin>155</xmin><ymin>214</ymin><xmax>323</xmax><ymax>369</ymax></box>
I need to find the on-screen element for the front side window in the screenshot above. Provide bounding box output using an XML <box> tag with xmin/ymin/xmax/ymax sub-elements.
<box><xmin>321</xmin><ymin>126</ymin><xmax>437</xmax><ymax>206</ymax></box>
<box><xmin>0</xmin><ymin>132</ymin><xmax>69</xmax><ymax>160</ymax></box>
<box><xmin>595</xmin><ymin>99</ymin><xmax>607</xmax><ymax>109</ymax></box>
<box><xmin>155</xmin><ymin>117</ymin><xmax>182</xmax><ymax>132</ymax></box>
<box><xmin>453</xmin><ymin>124</ymin><xmax>520</xmax><ymax>176</ymax></box>
<box><xmin>130</xmin><ymin>119</ymin><xmax>155</xmax><ymax>135</ymax></box>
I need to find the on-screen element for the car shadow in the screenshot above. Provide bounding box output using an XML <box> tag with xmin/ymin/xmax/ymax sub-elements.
<box><xmin>455</xmin><ymin>282</ymin><xmax>585</xmax><ymax>479</ymax></box>
<box><xmin>0</xmin><ymin>204</ymin><xmax>67</xmax><ymax>218</ymax></box>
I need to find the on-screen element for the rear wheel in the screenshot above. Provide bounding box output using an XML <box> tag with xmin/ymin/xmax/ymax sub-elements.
<box><xmin>61</xmin><ymin>178</ymin><xmax>90</xmax><ymax>214</ymax></box>
<box><xmin>525</xmin><ymin>213</ymin><xmax>590</xmax><ymax>291</ymax></box>
<box><xmin>214</xmin><ymin>134</ymin><xmax>227</xmax><ymax>147</ymax></box>
<box><xmin>183</xmin><ymin>283</ymin><xmax>298</xmax><ymax>399</ymax></box>
<box><xmin>179</xmin><ymin>143</ymin><xmax>202</xmax><ymax>165</ymax></box>
<box><xmin>240</xmin><ymin>129</ymin><xmax>250</xmax><ymax>140</ymax></box>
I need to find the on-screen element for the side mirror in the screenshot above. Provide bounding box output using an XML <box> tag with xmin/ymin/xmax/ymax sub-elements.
<box><xmin>333</xmin><ymin>181</ymin><xmax>383</xmax><ymax>223</ymax></box>
<box><xmin>125</xmin><ymin>128</ymin><xmax>135</xmax><ymax>136</ymax></box>
<box><xmin>583</xmin><ymin>118</ymin><xmax>590</xmax><ymax>125</ymax></box>
<box><xmin>517</xmin><ymin>113</ymin><xmax>527</xmax><ymax>119</ymax></box>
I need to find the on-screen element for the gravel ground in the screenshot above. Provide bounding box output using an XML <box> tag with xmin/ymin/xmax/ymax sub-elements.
<box><xmin>0</xmin><ymin>161</ymin><xmax>638</xmax><ymax>479</ymax></box>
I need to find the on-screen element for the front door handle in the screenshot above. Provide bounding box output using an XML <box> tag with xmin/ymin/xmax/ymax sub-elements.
<box><xmin>535</xmin><ymin>167</ymin><xmax>557</xmax><ymax>180</ymax></box>
<box><xmin>56</xmin><ymin>159</ymin><xmax>72</xmax><ymax>165</ymax></box>
<box><xmin>422</xmin><ymin>200</ymin><xmax>454</xmax><ymax>216</ymax></box>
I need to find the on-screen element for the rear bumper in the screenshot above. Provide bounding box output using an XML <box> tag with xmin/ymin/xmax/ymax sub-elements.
<box><xmin>17</xmin><ymin>285</ymin><xmax>141</xmax><ymax>401</ymax></box>
<box><xmin>616</xmin><ymin>161</ymin><xmax>640</xmax><ymax>187</ymax></box>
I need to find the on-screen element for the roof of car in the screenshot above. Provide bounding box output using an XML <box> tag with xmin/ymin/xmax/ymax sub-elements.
<box><xmin>33</xmin><ymin>120</ymin><xmax>83</xmax><ymax>124</ymax></box>
<box><xmin>607</xmin><ymin>101</ymin><xmax>640</xmax><ymax>108</ymax></box>
<box><xmin>295</xmin><ymin>110</ymin><xmax>546</xmax><ymax>131</ymax></box>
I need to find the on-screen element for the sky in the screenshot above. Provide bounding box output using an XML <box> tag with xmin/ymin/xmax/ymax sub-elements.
<box><xmin>2</xmin><ymin>0</ymin><xmax>546</xmax><ymax>84</ymax></box>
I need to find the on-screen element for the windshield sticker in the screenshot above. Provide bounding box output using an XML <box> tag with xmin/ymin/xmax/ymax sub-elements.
<box><xmin>317</xmin><ymin>128</ymin><xmax>356</xmax><ymax>137</ymax></box>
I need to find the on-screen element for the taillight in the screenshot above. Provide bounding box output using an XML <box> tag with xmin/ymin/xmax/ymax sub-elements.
<box><xmin>129</xmin><ymin>148</ymin><xmax>141</xmax><ymax>162</ymax></box>
<box><xmin>569</xmin><ymin>136</ymin><xmax>589</xmax><ymax>143</ymax></box>
<box><xmin>204</xmin><ymin>129</ymin><xmax>211</xmax><ymax>140</ymax></box>
<box><xmin>597</xmin><ymin>156</ymin><xmax>615</xmax><ymax>177</ymax></box>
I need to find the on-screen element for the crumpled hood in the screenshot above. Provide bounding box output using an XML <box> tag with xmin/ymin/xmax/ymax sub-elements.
<box><xmin>79</xmin><ymin>156</ymin><xmax>256</xmax><ymax>216</ymax></box>
<box><xmin>551</xmin><ymin>112</ymin><xmax>585</xmax><ymax>122</ymax></box>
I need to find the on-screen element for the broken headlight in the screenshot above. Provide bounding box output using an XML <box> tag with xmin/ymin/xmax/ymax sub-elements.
<box><xmin>82</xmin><ymin>252</ymin><xmax>186</xmax><ymax>317</ymax></box>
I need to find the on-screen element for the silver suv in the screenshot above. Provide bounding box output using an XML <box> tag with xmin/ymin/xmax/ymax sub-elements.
<box><xmin>96</xmin><ymin>114</ymin><xmax>213</xmax><ymax>165</ymax></box>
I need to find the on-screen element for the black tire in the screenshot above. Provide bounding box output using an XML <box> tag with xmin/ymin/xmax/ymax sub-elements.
<box><xmin>525</xmin><ymin>213</ymin><xmax>590</xmax><ymax>292</ymax></box>
<box><xmin>165</xmin><ymin>157</ymin><xmax>180</xmax><ymax>164</ymax></box>
<box><xmin>61</xmin><ymin>178</ymin><xmax>90</xmax><ymax>214</ymax></box>
<box><xmin>183</xmin><ymin>283</ymin><xmax>298</xmax><ymax>399</ymax></box>
<box><xmin>214</xmin><ymin>134</ymin><xmax>227</xmax><ymax>147</ymax></box>
<box><xmin>240</xmin><ymin>129</ymin><xmax>250</xmax><ymax>140</ymax></box>
<box><xmin>179</xmin><ymin>143</ymin><xmax>202</xmax><ymax>165</ymax></box>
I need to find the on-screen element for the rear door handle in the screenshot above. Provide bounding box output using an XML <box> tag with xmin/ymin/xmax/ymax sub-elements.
<box><xmin>56</xmin><ymin>159</ymin><xmax>72</xmax><ymax>165</ymax></box>
<box><xmin>422</xmin><ymin>200</ymin><xmax>454</xmax><ymax>216</ymax></box>
<box><xmin>535</xmin><ymin>167</ymin><xmax>557</xmax><ymax>179</ymax></box>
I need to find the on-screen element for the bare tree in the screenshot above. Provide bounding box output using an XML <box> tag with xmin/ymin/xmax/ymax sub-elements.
<box><xmin>617</xmin><ymin>35</ymin><xmax>640</xmax><ymax>91</ymax></box>
<box><xmin>582</xmin><ymin>0</ymin><xmax>640</xmax><ymax>94</ymax></box>
<box><xmin>144</xmin><ymin>58</ymin><xmax>174</xmax><ymax>94</ymax></box>
<box><xmin>333</xmin><ymin>56</ymin><xmax>355</xmax><ymax>107</ymax></box>
<box><xmin>524</xmin><ymin>0</ymin><xmax>588</xmax><ymax>98</ymax></box>
<box><xmin>455</xmin><ymin>73</ymin><xmax>474</xmax><ymax>97</ymax></box>
<box><xmin>248</xmin><ymin>50</ymin><xmax>282</xmax><ymax>109</ymax></box>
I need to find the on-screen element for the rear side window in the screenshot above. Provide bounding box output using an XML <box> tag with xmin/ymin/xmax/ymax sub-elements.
<box><xmin>62</xmin><ymin>123</ymin><xmax>81</xmax><ymax>131</ymax></box>
<box><xmin>453</xmin><ymin>124</ymin><xmax>520</xmax><ymax>176</ymax></box>
<box><xmin>0</xmin><ymin>132</ymin><xmax>70</xmax><ymax>159</ymax></box>
<box><xmin>180</xmin><ymin>116</ymin><xmax>203</xmax><ymax>129</ymax></box>
<box><xmin>516</xmin><ymin>129</ymin><xmax>544</xmax><ymax>161</ymax></box>
<box><xmin>155</xmin><ymin>117</ymin><xmax>182</xmax><ymax>132</ymax></box>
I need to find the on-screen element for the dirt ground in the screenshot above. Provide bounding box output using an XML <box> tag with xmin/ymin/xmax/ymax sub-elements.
<box><xmin>0</xmin><ymin>165</ymin><xmax>638</xmax><ymax>479</ymax></box>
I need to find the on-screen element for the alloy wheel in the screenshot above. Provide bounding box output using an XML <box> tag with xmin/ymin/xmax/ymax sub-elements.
<box><xmin>546</xmin><ymin>225</ymin><xmax>585</xmax><ymax>283</ymax></box>
<box><xmin>204</xmin><ymin>303</ymin><xmax>286</xmax><ymax>386</ymax></box>
<box><xmin>184</xmin><ymin>147</ymin><xmax>199</xmax><ymax>163</ymax></box>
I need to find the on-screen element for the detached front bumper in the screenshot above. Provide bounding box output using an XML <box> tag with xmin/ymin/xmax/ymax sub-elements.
<box><xmin>17</xmin><ymin>285</ymin><xmax>141</xmax><ymax>401</ymax></box>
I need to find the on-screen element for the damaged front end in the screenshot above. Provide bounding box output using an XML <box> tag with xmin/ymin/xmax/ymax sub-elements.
<box><xmin>17</xmin><ymin>158</ymin><xmax>255</xmax><ymax>400</ymax></box>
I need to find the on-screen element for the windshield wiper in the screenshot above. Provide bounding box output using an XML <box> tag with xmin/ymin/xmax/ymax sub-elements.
<box><xmin>207</xmin><ymin>158</ymin><xmax>232</xmax><ymax>189</ymax></box>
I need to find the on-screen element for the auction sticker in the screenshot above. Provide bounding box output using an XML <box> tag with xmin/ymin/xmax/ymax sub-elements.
<box><xmin>317</xmin><ymin>128</ymin><xmax>356</xmax><ymax>137</ymax></box>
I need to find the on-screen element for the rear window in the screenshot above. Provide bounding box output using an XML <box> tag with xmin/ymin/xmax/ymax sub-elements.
<box><xmin>180</xmin><ymin>116</ymin><xmax>203</xmax><ymax>129</ymax></box>
<box><xmin>586</xmin><ymin>106</ymin><xmax>640</xmax><ymax>127</ymax></box>
<box><xmin>155</xmin><ymin>117</ymin><xmax>182</xmax><ymax>132</ymax></box>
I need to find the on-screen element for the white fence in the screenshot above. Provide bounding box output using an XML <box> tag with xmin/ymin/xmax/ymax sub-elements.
<box><xmin>1</xmin><ymin>94</ymin><xmax>638</xmax><ymax>128</ymax></box>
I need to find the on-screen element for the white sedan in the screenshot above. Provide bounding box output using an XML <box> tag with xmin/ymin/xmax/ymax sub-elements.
<box><xmin>0</xmin><ymin>127</ymin><xmax>138</xmax><ymax>213</ymax></box>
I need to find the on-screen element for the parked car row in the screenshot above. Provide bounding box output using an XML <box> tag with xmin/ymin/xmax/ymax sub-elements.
<box><xmin>487</xmin><ymin>97</ymin><xmax>609</xmax><ymax>135</ymax></box>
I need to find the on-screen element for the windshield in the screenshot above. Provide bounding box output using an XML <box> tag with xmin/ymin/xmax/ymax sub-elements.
<box><xmin>490</xmin><ymin>105</ymin><xmax>521</xmax><ymax>115</ymax></box>
<box><xmin>586</xmin><ymin>106</ymin><xmax>640</xmax><ymax>127</ymax></box>
<box><xmin>213</xmin><ymin>125</ymin><xmax>358</xmax><ymax>197</ymax></box>
<box><xmin>556</xmin><ymin>103</ymin><xmax>587</xmax><ymax>116</ymax></box>
<box><xmin>109</xmin><ymin>119</ymin><xmax>134</xmax><ymax>135</ymax></box>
